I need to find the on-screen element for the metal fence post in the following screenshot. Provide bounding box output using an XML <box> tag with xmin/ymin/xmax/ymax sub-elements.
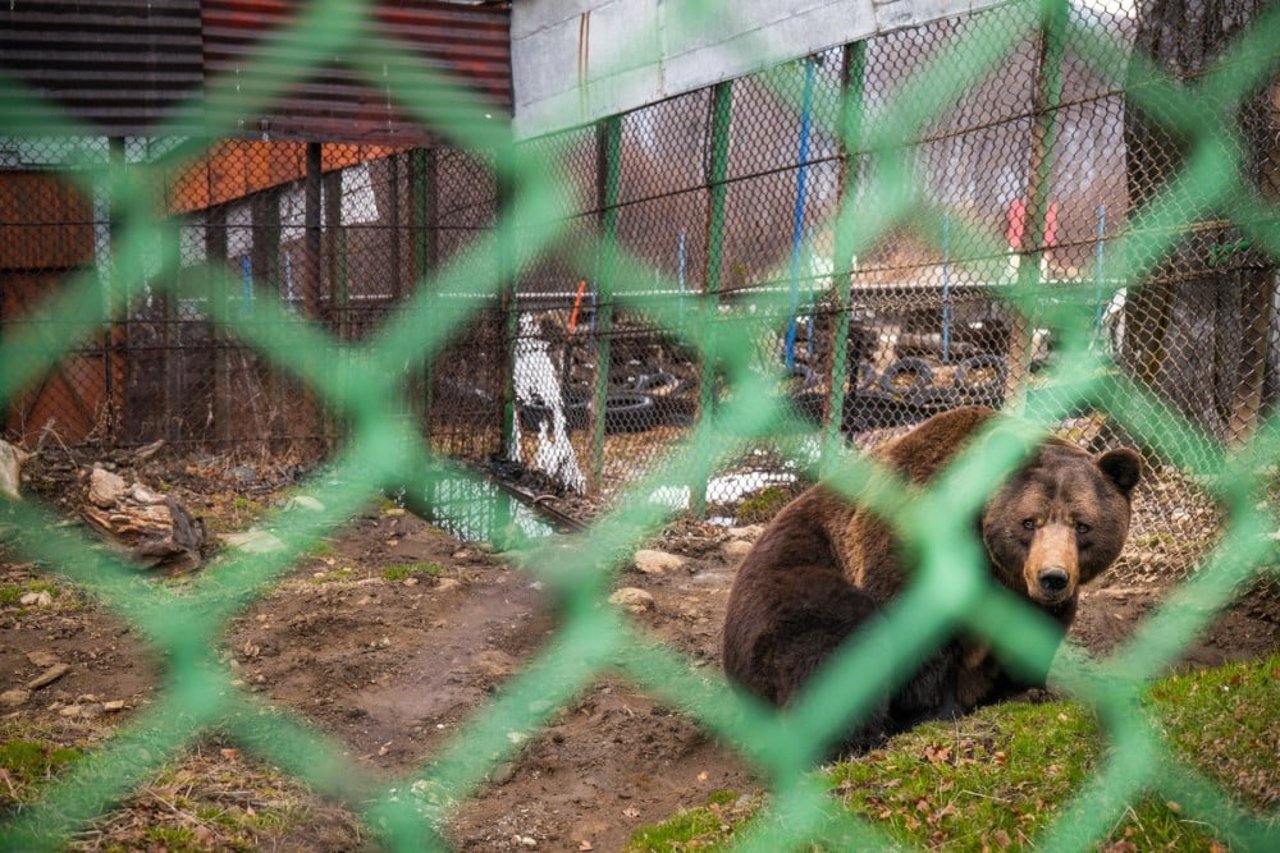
<box><xmin>207</xmin><ymin>205</ymin><xmax>230</xmax><ymax>445</ymax></box>
<box><xmin>693</xmin><ymin>81</ymin><xmax>733</xmax><ymax>517</ymax></box>
<box><xmin>105</xmin><ymin>136</ymin><xmax>125</xmax><ymax>443</ymax></box>
<box><xmin>823</xmin><ymin>42</ymin><xmax>866</xmax><ymax>470</ymax></box>
<box><xmin>410</xmin><ymin>147</ymin><xmax>438</xmax><ymax>449</ymax></box>
<box><xmin>304</xmin><ymin>142</ymin><xmax>323</xmax><ymax>317</ymax></box>
<box><xmin>590</xmin><ymin>116</ymin><xmax>623</xmax><ymax>495</ymax></box>
<box><xmin>1005</xmin><ymin>2</ymin><xmax>1067</xmax><ymax>403</ymax></box>
<box><xmin>388</xmin><ymin>152</ymin><xmax>402</xmax><ymax>304</ymax></box>
<box><xmin>252</xmin><ymin>181</ymin><xmax>283</xmax><ymax>443</ymax></box>
<box><xmin>499</xmin><ymin>145</ymin><xmax>519</xmax><ymax>463</ymax></box>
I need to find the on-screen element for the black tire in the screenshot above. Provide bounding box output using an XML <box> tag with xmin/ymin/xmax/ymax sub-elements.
<box><xmin>880</xmin><ymin>357</ymin><xmax>935</xmax><ymax>402</ymax></box>
<box><xmin>604</xmin><ymin>391</ymin><xmax>657</xmax><ymax>433</ymax></box>
<box><xmin>855</xmin><ymin>361</ymin><xmax>877</xmax><ymax>390</ymax></box>
<box><xmin>954</xmin><ymin>354</ymin><xmax>1007</xmax><ymax>400</ymax></box>
<box><xmin>788</xmin><ymin>390</ymin><xmax>826</xmax><ymax>427</ymax></box>
<box><xmin>517</xmin><ymin>401</ymin><xmax>552</xmax><ymax>431</ymax></box>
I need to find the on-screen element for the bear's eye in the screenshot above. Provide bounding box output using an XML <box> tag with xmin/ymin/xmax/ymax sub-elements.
<box><xmin>1021</xmin><ymin>518</ymin><xmax>1036</xmax><ymax>531</ymax></box>
<box><xmin>1075</xmin><ymin>522</ymin><xmax>1091</xmax><ymax>535</ymax></box>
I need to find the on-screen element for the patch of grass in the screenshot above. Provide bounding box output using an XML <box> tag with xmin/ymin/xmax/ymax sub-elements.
<box><xmin>308</xmin><ymin>567</ymin><xmax>355</xmax><ymax>585</ymax></box>
<box><xmin>1148</xmin><ymin>654</ymin><xmax>1280</xmax><ymax>812</ymax></box>
<box><xmin>305</xmin><ymin>540</ymin><xmax>336</xmax><ymax>559</ymax></box>
<box><xmin>381</xmin><ymin>562</ymin><xmax>446</xmax><ymax>583</ymax></box>
<box><xmin>629</xmin><ymin>655</ymin><xmax>1280</xmax><ymax>850</ymax></box>
<box><xmin>734</xmin><ymin>486</ymin><xmax>797</xmax><ymax>524</ymax></box>
<box><xmin>0</xmin><ymin>739</ymin><xmax>83</xmax><ymax>805</ymax></box>
<box><xmin>0</xmin><ymin>579</ymin><xmax>61</xmax><ymax>608</ymax></box>
<box><xmin>63</xmin><ymin>740</ymin><xmax>360</xmax><ymax>852</ymax></box>
<box><xmin>144</xmin><ymin>825</ymin><xmax>199</xmax><ymax>850</ymax></box>
<box><xmin>628</xmin><ymin>791</ymin><xmax>761</xmax><ymax>852</ymax></box>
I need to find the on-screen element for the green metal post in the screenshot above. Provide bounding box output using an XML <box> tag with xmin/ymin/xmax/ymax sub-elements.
<box><xmin>693</xmin><ymin>82</ymin><xmax>733</xmax><ymax>517</ymax></box>
<box><xmin>410</xmin><ymin>148</ymin><xmax>438</xmax><ymax>451</ymax></box>
<box><xmin>498</xmin><ymin>145</ymin><xmax>520</xmax><ymax>462</ymax></box>
<box><xmin>589</xmin><ymin>116</ymin><xmax>623</xmax><ymax>494</ymax></box>
<box><xmin>823</xmin><ymin>42</ymin><xmax>867</xmax><ymax>471</ymax></box>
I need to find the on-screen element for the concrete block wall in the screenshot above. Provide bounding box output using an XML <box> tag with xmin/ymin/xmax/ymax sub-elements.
<box><xmin>511</xmin><ymin>0</ymin><xmax>1007</xmax><ymax>138</ymax></box>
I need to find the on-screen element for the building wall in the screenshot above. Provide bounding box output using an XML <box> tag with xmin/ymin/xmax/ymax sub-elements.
<box><xmin>511</xmin><ymin>0</ymin><xmax>1008</xmax><ymax>138</ymax></box>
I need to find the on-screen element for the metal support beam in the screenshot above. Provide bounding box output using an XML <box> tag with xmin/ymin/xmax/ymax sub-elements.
<box><xmin>693</xmin><ymin>81</ymin><xmax>733</xmax><ymax>517</ymax></box>
<box><xmin>589</xmin><ymin>115</ymin><xmax>623</xmax><ymax>494</ymax></box>
<box><xmin>823</xmin><ymin>42</ymin><xmax>866</xmax><ymax>468</ymax></box>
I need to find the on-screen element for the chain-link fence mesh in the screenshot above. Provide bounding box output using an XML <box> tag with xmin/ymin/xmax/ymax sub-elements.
<box><xmin>2</xmin><ymin>0</ymin><xmax>1279</xmax><ymax>848</ymax></box>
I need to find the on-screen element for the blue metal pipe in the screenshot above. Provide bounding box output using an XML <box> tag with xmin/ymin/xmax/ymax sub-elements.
<box><xmin>785</xmin><ymin>58</ymin><xmax>817</xmax><ymax>370</ymax></box>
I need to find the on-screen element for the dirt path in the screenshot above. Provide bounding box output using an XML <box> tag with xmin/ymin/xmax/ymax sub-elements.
<box><xmin>2</xmin><ymin>466</ymin><xmax>1278</xmax><ymax>851</ymax></box>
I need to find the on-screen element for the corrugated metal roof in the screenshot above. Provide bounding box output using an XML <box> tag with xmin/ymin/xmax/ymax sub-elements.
<box><xmin>0</xmin><ymin>1</ymin><xmax>511</xmax><ymax>144</ymax></box>
<box><xmin>0</xmin><ymin>1</ymin><xmax>204</xmax><ymax>136</ymax></box>
<box><xmin>203</xmin><ymin>1</ymin><xmax>511</xmax><ymax>145</ymax></box>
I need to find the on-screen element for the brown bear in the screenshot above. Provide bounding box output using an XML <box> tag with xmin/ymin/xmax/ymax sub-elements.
<box><xmin>722</xmin><ymin>405</ymin><xmax>1141</xmax><ymax>750</ymax></box>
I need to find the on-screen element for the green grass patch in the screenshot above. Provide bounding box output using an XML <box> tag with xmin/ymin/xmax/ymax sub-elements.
<box><xmin>734</xmin><ymin>486</ymin><xmax>797</xmax><ymax>525</ymax></box>
<box><xmin>628</xmin><ymin>654</ymin><xmax>1280</xmax><ymax>851</ymax></box>
<box><xmin>0</xmin><ymin>579</ymin><xmax>61</xmax><ymax>608</ymax></box>
<box><xmin>0</xmin><ymin>738</ymin><xmax>83</xmax><ymax>806</ymax></box>
<box><xmin>308</xmin><ymin>568</ymin><xmax>355</xmax><ymax>585</ymax></box>
<box><xmin>380</xmin><ymin>562</ymin><xmax>446</xmax><ymax>583</ymax></box>
<box><xmin>628</xmin><ymin>791</ymin><xmax>762</xmax><ymax>852</ymax></box>
<box><xmin>305</xmin><ymin>540</ymin><xmax>337</xmax><ymax>559</ymax></box>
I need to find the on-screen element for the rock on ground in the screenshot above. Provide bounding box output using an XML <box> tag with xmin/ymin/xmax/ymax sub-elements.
<box><xmin>633</xmin><ymin>549</ymin><xmax>686</xmax><ymax>575</ymax></box>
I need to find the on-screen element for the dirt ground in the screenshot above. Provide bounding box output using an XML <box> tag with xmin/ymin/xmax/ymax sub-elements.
<box><xmin>1</xmin><ymin>452</ymin><xmax>1278</xmax><ymax>851</ymax></box>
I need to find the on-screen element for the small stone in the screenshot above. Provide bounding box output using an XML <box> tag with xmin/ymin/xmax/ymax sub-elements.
<box><xmin>103</xmin><ymin>700</ymin><xmax>126</xmax><ymax>712</ymax></box>
<box><xmin>722</xmin><ymin>539</ymin><xmax>754</xmax><ymax>561</ymax></box>
<box><xmin>633</xmin><ymin>549</ymin><xmax>686</xmax><ymax>575</ymax></box>
<box><xmin>489</xmin><ymin>762</ymin><xmax>516</xmax><ymax>785</ymax></box>
<box><xmin>88</xmin><ymin>467</ymin><xmax>127</xmax><ymax>508</ymax></box>
<box><xmin>436</xmin><ymin>578</ymin><xmax>462</xmax><ymax>592</ymax></box>
<box><xmin>26</xmin><ymin>650</ymin><xmax>61</xmax><ymax>668</ymax></box>
<box><xmin>609</xmin><ymin>588</ymin><xmax>655</xmax><ymax>613</ymax></box>
<box><xmin>518</xmin><ymin>836</ymin><xmax>538</xmax><ymax>849</ymax></box>
<box><xmin>0</xmin><ymin>688</ymin><xmax>30</xmax><ymax>707</ymax></box>
<box><xmin>58</xmin><ymin>704</ymin><xmax>83</xmax><ymax>718</ymax></box>
<box><xmin>403</xmin><ymin>577</ymin><xmax>419</xmax><ymax>587</ymax></box>
<box><xmin>727</xmin><ymin>525</ymin><xmax>765</xmax><ymax>541</ymax></box>
<box><xmin>27</xmin><ymin>663</ymin><xmax>71</xmax><ymax>690</ymax></box>
<box><xmin>222</xmin><ymin>529</ymin><xmax>285</xmax><ymax>554</ymax></box>
<box><xmin>286</xmin><ymin>495</ymin><xmax>325</xmax><ymax>513</ymax></box>
<box><xmin>19</xmin><ymin>591</ymin><xmax>53</xmax><ymax>608</ymax></box>
<box><xmin>475</xmin><ymin>650</ymin><xmax>518</xmax><ymax>677</ymax></box>
<box><xmin>127</xmin><ymin>483</ymin><xmax>167</xmax><ymax>505</ymax></box>
<box><xmin>230</xmin><ymin>465</ymin><xmax>257</xmax><ymax>484</ymax></box>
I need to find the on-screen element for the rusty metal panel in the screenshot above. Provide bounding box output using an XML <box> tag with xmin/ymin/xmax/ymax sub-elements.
<box><xmin>202</xmin><ymin>1</ymin><xmax>512</xmax><ymax>145</ymax></box>
<box><xmin>0</xmin><ymin>1</ymin><xmax>511</xmax><ymax>144</ymax></box>
<box><xmin>0</xmin><ymin>0</ymin><xmax>203</xmax><ymax>137</ymax></box>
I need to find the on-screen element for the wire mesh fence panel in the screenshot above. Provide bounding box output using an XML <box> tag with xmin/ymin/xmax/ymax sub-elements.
<box><xmin>1</xmin><ymin>0</ymin><xmax>1279</xmax><ymax>850</ymax></box>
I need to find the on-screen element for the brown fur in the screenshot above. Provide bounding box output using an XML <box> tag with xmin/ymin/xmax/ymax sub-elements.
<box><xmin>722</xmin><ymin>406</ymin><xmax>1141</xmax><ymax>751</ymax></box>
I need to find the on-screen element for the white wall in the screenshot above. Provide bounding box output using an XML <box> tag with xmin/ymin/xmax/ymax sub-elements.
<box><xmin>511</xmin><ymin>0</ymin><xmax>1008</xmax><ymax>138</ymax></box>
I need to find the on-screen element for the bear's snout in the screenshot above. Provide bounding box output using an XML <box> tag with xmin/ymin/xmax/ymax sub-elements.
<box><xmin>1023</xmin><ymin>522</ymin><xmax>1079</xmax><ymax>604</ymax></box>
<box><xmin>1036</xmin><ymin>567</ymin><xmax>1070</xmax><ymax>597</ymax></box>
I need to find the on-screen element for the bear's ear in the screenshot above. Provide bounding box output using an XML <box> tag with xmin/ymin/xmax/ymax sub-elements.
<box><xmin>1096</xmin><ymin>447</ymin><xmax>1142</xmax><ymax>496</ymax></box>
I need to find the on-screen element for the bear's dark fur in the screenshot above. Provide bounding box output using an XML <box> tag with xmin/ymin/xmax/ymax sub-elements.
<box><xmin>722</xmin><ymin>406</ymin><xmax>1141</xmax><ymax>750</ymax></box>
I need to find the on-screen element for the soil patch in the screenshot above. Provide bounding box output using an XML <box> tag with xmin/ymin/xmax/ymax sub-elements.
<box><xmin>1</xmin><ymin>455</ymin><xmax>1277</xmax><ymax>850</ymax></box>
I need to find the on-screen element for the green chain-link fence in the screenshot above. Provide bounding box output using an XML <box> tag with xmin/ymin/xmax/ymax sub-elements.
<box><xmin>2</xmin><ymin>0</ymin><xmax>1279</xmax><ymax>848</ymax></box>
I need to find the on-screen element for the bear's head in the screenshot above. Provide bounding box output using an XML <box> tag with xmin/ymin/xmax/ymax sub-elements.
<box><xmin>981</xmin><ymin>442</ymin><xmax>1142</xmax><ymax>607</ymax></box>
